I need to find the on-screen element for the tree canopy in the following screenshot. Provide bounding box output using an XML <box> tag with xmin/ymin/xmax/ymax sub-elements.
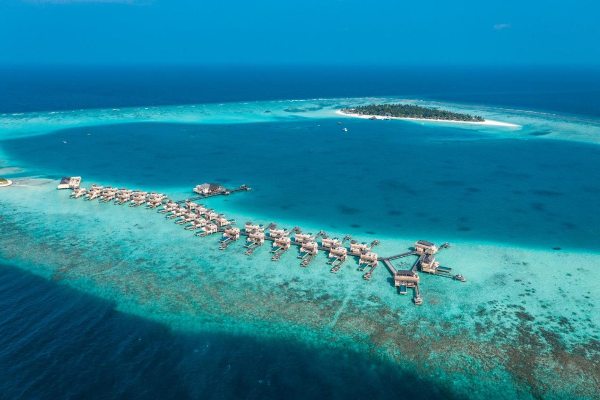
<box><xmin>342</xmin><ymin>104</ymin><xmax>484</xmax><ymax>122</ymax></box>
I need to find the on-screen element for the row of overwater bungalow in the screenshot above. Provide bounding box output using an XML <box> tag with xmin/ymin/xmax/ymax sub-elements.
<box><xmin>67</xmin><ymin>181</ymin><xmax>382</xmax><ymax>271</ymax></box>
<box><xmin>61</xmin><ymin>177</ymin><xmax>464</xmax><ymax>305</ymax></box>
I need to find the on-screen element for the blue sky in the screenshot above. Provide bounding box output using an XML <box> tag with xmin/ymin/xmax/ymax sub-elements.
<box><xmin>1</xmin><ymin>0</ymin><xmax>599</xmax><ymax>66</ymax></box>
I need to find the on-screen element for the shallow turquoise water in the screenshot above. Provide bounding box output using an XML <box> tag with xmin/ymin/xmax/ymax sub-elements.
<box><xmin>1</xmin><ymin>97</ymin><xmax>599</xmax><ymax>399</ymax></box>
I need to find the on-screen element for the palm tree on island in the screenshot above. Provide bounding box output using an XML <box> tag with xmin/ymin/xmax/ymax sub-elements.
<box><xmin>341</xmin><ymin>103</ymin><xmax>485</xmax><ymax>122</ymax></box>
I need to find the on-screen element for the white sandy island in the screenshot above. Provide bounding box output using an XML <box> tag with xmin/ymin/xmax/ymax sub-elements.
<box><xmin>0</xmin><ymin>179</ymin><xmax>13</xmax><ymax>187</ymax></box>
<box><xmin>336</xmin><ymin>109</ymin><xmax>520</xmax><ymax>128</ymax></box>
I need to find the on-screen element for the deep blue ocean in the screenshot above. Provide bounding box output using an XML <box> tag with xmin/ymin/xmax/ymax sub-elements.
<box><xmin>1</xmin><ymin>267</ymin><xmax>459</xmax><ymax>400</ymax></box>
<box><xmin>1</xmin><ymin>66</ymin><xmax>599</xmax><ymax>117</ymax></box>
<box><xmin>1</xmin><ymin>66</ymin><xmax>599</xmax><ymax>399</ymax></box>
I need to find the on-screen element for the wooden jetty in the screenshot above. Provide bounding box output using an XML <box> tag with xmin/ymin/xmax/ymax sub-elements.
<box><xmin>175</xmin><ymin>183</ymin><xmax>251</xmax><ymax>204</ymax></box>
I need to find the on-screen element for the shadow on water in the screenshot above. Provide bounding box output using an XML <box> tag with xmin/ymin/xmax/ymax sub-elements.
<box><xmin>0</xmin><ymin>265</ymin><xmax>461</xmax><ymax>400</ymax></box>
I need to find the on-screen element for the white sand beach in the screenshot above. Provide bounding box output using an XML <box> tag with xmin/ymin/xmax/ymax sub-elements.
<box><xmin>336</xmin><ymin>109</ymin><xmax>521</xmax><ymax>128</ymax></box>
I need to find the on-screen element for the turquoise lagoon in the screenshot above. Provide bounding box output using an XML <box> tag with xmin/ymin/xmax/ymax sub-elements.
<box><xmin>1</xmin><ymin>97</ymin><xmax>599</xmax><ymax>399</ymax></box>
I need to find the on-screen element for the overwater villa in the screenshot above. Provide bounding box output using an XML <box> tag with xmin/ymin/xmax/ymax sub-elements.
<box><xmin>85</xmin><ymin>185</ymin><xmax>103</xmax><ymax>200</ymax></box>
<box><xmin>195</xmin><ymin>208</ymin><xmax>210</xmax><ymax>218</ymax></box>
<box><xmin>299</xmin><ymin>240</ymin><xmax>319</xmax><ymax>267</ymax></box>
<box><xmin>359</xmin><ymin>251</ymin><xmax>379</xmax><ymax>268</ymax></box>
<box><xmin>115</xmin><ymin>189</ymin><xmax>133</xmax><ymax>204</ymax></box>
<box><xmin>193</xmin><ymin>183</ymin><xmax>251</xmax><ymax>197</ymax></box>
<box><xmin>183</xmin><ymin>200</ymin><xmax>197</xmax><ymax>210</ymax></box>
<box><xmin>131</xmin><ymin>197</ymin><xmax>146</xmax><ymax>207</ymax></box>
<box><xmin>273</xmin><ymin>236</ymin><xmax>292</xmax><ymax>251</ymax></box>
<box><xmin>293</xmin><ymin>232</ymin><xmax>313</xmax><ymax>245</ymax></box>
<box><xmin>419</xmin><ymin>253</ymin><xmax>440</xmax><ymax>273</ymax></box>
<box><xmin>394</xmin><ymin>270</ymin><xmax>420</xmax><ymax>293</ymax></box>
<box><xmin>220</xmin><ymin>227</ymin><xmax>241</xmax><ymax>250</ymax></box>
<box><xmin>244</xmin><ymin>222</ymin><xmax>262</xmax><ymax>234</ymax></box>
<box><xmin>167</xmin><ymin>207</ymin><xmax>186</xmax><ymax>219</ymax></box>
<box><xmin>328</xmin><ymin>245</ymin><xmax>348</xmax><ymax>272</ymax></box>
<box><xmin>414</xmin><ymin>240</ymin><xmax>438</xmax><ymax>255</ymax></box>
<box><xmin>215</xmin><ymin>215</ymin><xmax>233</xmax><ymax>228</ymax></box>
<box><xmin>70</xmin><ymin>188</ymin><xmax>87</xmax><ymax>198</ymax></box>
<box><xmin>57</xmin><ymin>176</ymin><xmax>82</xmax><ymax>190</ymax></box>
<box><xmin>205</xmin><ymin>210</ymin><xmax>220</xmax><ymax>221</ymax></box>
<box><xmin>273</xmin><ymin>236</ymin><xmax>291</xmax><ymax>249</ymax></box>
<box><xmin>247</xmin><ymin>230</ymin><xmax>266</xmax><ymax>244</ymax></box>
<box><xmin>100</xmin><ymin>187</ymin><xmax>117</xmax><ymax>202</ymax></box>
<box><xmin>146</xmin><ymin>193</ymin><xmax>166</xmax><ymax>208</ymax></box>
<box><xmin>321</xmin><ymin>237</ymin><xmax>341</xmax><ymax>249</ymax></box>
<box><xmin>175</xmin><ymin>212</ymin><xmax>198</xmax><ymax>225</ymax></box>
<box><xmin>223</xmin><ymin>227</ymin><xmax>241</xmax><ymax>240</ymax></box>
<box><xmin>183</xmin><ymin>201</ymin><xmax>208</xmax><ymax>215</ymax></box>
<box><xmin>159</xmin><ymin>201</ymin><xmax>178</xmax><ymax>213</ymax></box>
<box><xmin>186</xmin><ymin>219</ymin><xmax>207</xmax><ymax>231</ymax></box>
<box><xmin>196</xmin><ymin>206</ymin><xmax>209</xmax><ymax>215</ymax></box>
<box><xmin>328</xmin><ymin>245</ymin><xmax>347</xmax><ymax>260</ymax></box>
<box><xmin>199</xmin><ymin>223</ymin><xmax>219</xmax><ymax>237</ymax></box>
<box><xmin>271</xmin><ymin>235</ymin><xmax>292</xmax><ymax>261</ymax></box>
<box><xmin>268</xmin><ymin>226</ymin><xmax>288</xmax><ymax>239</ymax></box>
<box><xmin>245</xmin><ymin>228</ymin><xmax>266</xmax><ymax>255</ymax></box>
<box><xmin>129</xmin><ymin>191</ymin><xmax>147</xmax><ymax>207</ymax></box>
<box><xmin>349</xmin><ymin>242</ymin><xmax>370</xmax><ymax>256</ymax></box>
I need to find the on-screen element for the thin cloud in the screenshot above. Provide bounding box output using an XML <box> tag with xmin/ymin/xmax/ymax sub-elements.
<box><xmin>494</xmin><ymin>23</ymin><xmax>511</xmax><ymax>31</ymax></box>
